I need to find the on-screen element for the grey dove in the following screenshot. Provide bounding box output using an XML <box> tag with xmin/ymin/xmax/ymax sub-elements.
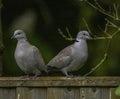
<box><xmin>12</xmin><ymin>30</ymin><xmax>45</xmax><ymax>77</ymax></box>
<box><xmin>47</xmin><ymin>30</ymin><xmax>92</xmax><ymax>77</ymax></box>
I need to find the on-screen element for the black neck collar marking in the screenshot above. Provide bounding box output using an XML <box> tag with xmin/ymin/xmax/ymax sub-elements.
<box><xmin>75</xmin><ymin>40</ymin><xmax>79</xmax><ymax>42</ymax></box>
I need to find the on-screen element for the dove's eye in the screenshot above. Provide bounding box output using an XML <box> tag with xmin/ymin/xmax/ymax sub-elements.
<box><xmin>83</xmin><ymin>33</ymin><xmax>89</xmax><ymax>37</ymax></box>
<box><xmin>17</xmin><ymin>32</ymin><xmax>21</xmax><ymax>35</ymax></box>
<box><xmin>83</xmin><ymin>33</ymin><xmax>87</xmax><ymax>36</ymax></box>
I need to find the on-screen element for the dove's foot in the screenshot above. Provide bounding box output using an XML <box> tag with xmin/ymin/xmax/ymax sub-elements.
<box><xmin>66</xmin><ymin>73</ymin><xmax>74</xmax><ymax>78</ymax></box>
<box><xmin>28</xmin><ymin>73</ymin><xmax>40</xmax><ymax>80</ymax></box>
<box><xmin>29</xmin><ymin>76</ymin><xmax>38</xmax><ymax>80</ymax></box>
<box><xmin>19</xmin><ymin>75</ymin><xmax>30</xmax><ymax>79</ymax></box>
<box><xmin>61</xmin><ymin>69</ymin><xmax>74</xmax><ymax>78</ymax></box>
<box><xmin>19</xmin><ymin>74</ymin><xmax>39</xmax><ymax>80</ymax></box>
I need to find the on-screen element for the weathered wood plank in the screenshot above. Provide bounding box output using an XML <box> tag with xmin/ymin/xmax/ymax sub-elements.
<box><xmin>62</xmin><ymin>88</ymin><xmax>80</xmax><ymax>99</ymax></box>
<box><xmin>16</xmin><ymin>87</ymin><xmax>47</xmax><ymax>99</ymax></box>
<box><xmin>0</xmin><ymin>88</ymin><xmax>16</xmax><ymax>99</ymax></box>
<box><xmin>47</xmin><ymin>88</ymin><xmax>80</xmax><ymax>99</ymax></box>
<box><xmin>30</xmin><ymin>88</ymin><xmax>47</xmax><ymax>99</ymax></box>
<box><xmin>16</xmin><ymin>87</ymin><xmax>29</xmax><ymax>99</ymax></box>
<box><xmin>0</xmin><ymin>77</ymin><xmax>120</xmax><ymax>87</ymax></box>
<box><xmin>47</xmin><ymin>88</ymin><xmax>63</xmax><ymax>99</ymax></box>
<box><xmin>0</xmin><ymin>77</ymin><xmax>119</xmax><ymax>99</ymax></box>
<box><xmin>100</xmin><ymin>88</ymin><xmax>110</xmax><ymax>99</ymax></box>
<box><xmin>111</xmin><ymin>88</ymin><xmax>120</xmax><ymax>99</ymax></box>
<box><xmin>80</xmin><ymin>88</ymin><xmax>110</xmax><ymax>99</ymax></box>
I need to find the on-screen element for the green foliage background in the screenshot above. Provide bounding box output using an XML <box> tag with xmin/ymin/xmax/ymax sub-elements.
<box><xmin>2</xmin><ymin>0</ymin><xmax>120</xmax><ymax>76</ymax></box>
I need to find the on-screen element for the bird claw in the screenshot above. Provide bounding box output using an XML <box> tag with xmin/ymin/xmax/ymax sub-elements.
<box><xmin>66</xmin><ymin>73</ymin><xmax>74</xmax><ymax>78</ymax></box>
<box><xmin>20</xmin><ymin>74</ymin><xmax>39</xmax><ymax>80</ymax></box>
<box><xmin>28</xmin><ymin>74</ymin><xmax>40</xmax><ymax>80</ymax></box>
<box><xmin>19</xmin><ymin>75</ymin><xmax>30</xmax><ymax>79</ymax></box>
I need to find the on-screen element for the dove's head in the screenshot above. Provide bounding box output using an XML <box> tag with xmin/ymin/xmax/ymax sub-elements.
<box><xmin>76</xmin><ymin>30</ymin><xmax>92</xmax><ymax>41</ymax></box>
<box><xmin>12</xmin><ymin>30</ymin><xmax>27</xmax><ymax>40</ymax></box>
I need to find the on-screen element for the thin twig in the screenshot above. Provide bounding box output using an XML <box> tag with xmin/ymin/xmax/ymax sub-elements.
<box><xmin>58</xmin><ymin>28</ymin><xmax>112</xmax><ymax>40</ymax></box>
<box><xmin>58</xmin><ymin>28</ymin><xmax>75</xmax><ymax>41</ymax></box>
<box><xmin>104</xmin><ymin>22</ymin><xmax>112</xmax><ymax>37</ymax></box>
<box><xmin>84</xmin><ymin>0</ymin><xmax>120</xmax><ymax>20</ymax></box>
<box><xmin>83</xmin><ymin>18</ymin><xmax>112</xmax><ymax>39</ymax></box>
<box><xmin>82</xmin><ymin>18</ymin><xmax>93</xmax><ymax>35</ymax></box>
<box><xmin>92</xmin><ymin>37</ymin><xmax>112</xmax><ymax>40</ymax></box>
<box><xmin>105</xmin><ymin>19</ymin><xmax>120</xmax><ymax>30</ymax></box>
<box><xmin>66</xmin><ymin>27</ymin><xmax>73</xmax><ymax>41</ymax></box>
<box><xmin>113</xmin><ymin>4</ymin><xmax>119</xmax><ymax>20</ymax></box>
<box><xmin>94</xmin><ymin>0</ymin><xmax>105</xmax><ymax>12</ymax></box>
<box><xmin>84</xmin><ymin>53</ymin><xmax>108</xmax><ymax>77</ymax></box>
<box><xmin>111</xmin><ymin>30</ymin><xmax>120</xmax><ymax>37</ymax></box>
<box><xmin>104</xmin><ymin>22</ymin><xmax>108</xmax><ymax>33</ymax></box>
<box><xmin>58</xmin><ymin>28</ymin><xmax>67</xmax><ymax>39</ymax></box>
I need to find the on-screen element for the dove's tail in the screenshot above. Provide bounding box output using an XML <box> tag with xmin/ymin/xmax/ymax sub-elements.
<box><xmin>46</xmin><ymin>65</ymin><xmax>60</xmax><ymax>72</ymax></box>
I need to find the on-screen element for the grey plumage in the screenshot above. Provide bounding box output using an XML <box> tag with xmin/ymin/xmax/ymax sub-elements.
<box><xmin>12</xmin><ymin>30</ymin><xmax>45</xmax><ymax>77</ymax></box>
<box><xmin>47</xmin><ymin>30</ymin><xmax>92</xmax><ymax>77</ymax></box>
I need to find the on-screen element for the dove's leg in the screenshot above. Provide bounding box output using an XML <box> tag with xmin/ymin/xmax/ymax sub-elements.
<box><xmin>28</xmin><ymin>73</ymin><xmax>40</xmax><ymax>79</ymax></box>
<box><xmin>61</xmin><ymin>69</ymin><xmax>68</xmax><ymax>76</ymax></box>
<box><xmin>26</xmin><ymin>69</ymin><xmax>41</xmax><ymax>79</ymax></box>
<box><xmin>20</xmin><ymin>75</ymin><xmax>29</xmax><ymax>79</ymax></box>
<box><xmin>61</xmin><ymin>68</ymin><xmax>73</xmax><ymax>77</ymax></box>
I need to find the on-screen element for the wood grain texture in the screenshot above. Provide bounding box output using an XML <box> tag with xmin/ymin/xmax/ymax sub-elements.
<box><xmin>0</xmin><ymin>77</ymin><xmax>119</xmax><ymax>99</ymax></box>
<box><xmin>0</xmin><ymin>88</ymin><xmax>15</xmax><ymax>99</ymax></box>
<box><xmin>30</xmin><ymin>88</ymin><xmax>47</xmax><ymax>99</ymax></box>
<box><xmin>16</xmin><ymin>87</ymin><xmax>47</xmax><ymax>99</ymax></box>
<box><xmin>0</xmin><ymin>77</ymin><xmax>120</xmax><ymax>87</ymax></box>
<box><xmin>16</xmin><ymin>87</ymin><xmax>29</xmax><ymax>99</ymax></box>
<box><xmin>111</xmin><ymin>88</ymin><xmax>120</xmax><ymax>99</ymax></box>
<box><xmin>47</xmin><ymin>88</ymin><xmax>80</xmax><ymax>99</ymax></box>
<box><xmin>80</xmin><ymin>88</ymin><xmax>110</xmax><ymax>99</ymax></box>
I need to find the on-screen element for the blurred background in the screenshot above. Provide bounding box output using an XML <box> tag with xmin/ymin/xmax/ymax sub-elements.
<box><xmin>1</xmin><ymin>0</ymin><xmax>120</xmax><ymax>76</ymax></box>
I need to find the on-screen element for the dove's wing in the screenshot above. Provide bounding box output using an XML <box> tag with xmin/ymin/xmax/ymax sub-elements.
<box><xmin>47</xmin><ymin>45</ymin><xmax>73</xmax><ymax>69</ymax></box>
<box><xmin>32</xmin><ymin>46</ymin><xmax>45</xmax><ymax>70</ymax></box>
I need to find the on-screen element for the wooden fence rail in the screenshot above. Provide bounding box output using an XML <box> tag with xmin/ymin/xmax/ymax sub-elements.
<box><xmin>0</xmin><ymin>77</ymin><xmax>120</xmax><ymax>99</ymax></box>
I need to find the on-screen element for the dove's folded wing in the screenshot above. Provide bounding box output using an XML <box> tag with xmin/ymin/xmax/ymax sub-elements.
<box><xmin>47</xmin><ymin>45</ymin><xmax>73</xmax><ymax>69</ymax></box>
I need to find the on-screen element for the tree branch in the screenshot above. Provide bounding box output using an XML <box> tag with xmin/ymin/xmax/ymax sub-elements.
<box><xmin>84</xmin><ymin>0</ymin><xmax>120</xmax><ymax>21</ymax></box>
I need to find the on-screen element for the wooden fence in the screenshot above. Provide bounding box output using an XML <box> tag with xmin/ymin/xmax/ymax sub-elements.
<box><xmin>0</xmin><ymin>77</ymin><xmax>120</xmax><ymax>99</ymax></box>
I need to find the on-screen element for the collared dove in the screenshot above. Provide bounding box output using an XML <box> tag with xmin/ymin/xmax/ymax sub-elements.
<box><xmin>12</xmin><ymin>30</ymin><xmax>45</xmax><ymax>77</ymax></box>
<box><xmin>47</xmin><ymin>30</ymin><xmax>92</xmax><ymax>77</ymax></box>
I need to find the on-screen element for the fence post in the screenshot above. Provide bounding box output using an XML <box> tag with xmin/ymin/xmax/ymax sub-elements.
<box><xmin>0</xmin><ymin>0</ymin><xmax>3</xmax><ymax>76</ymax></box>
